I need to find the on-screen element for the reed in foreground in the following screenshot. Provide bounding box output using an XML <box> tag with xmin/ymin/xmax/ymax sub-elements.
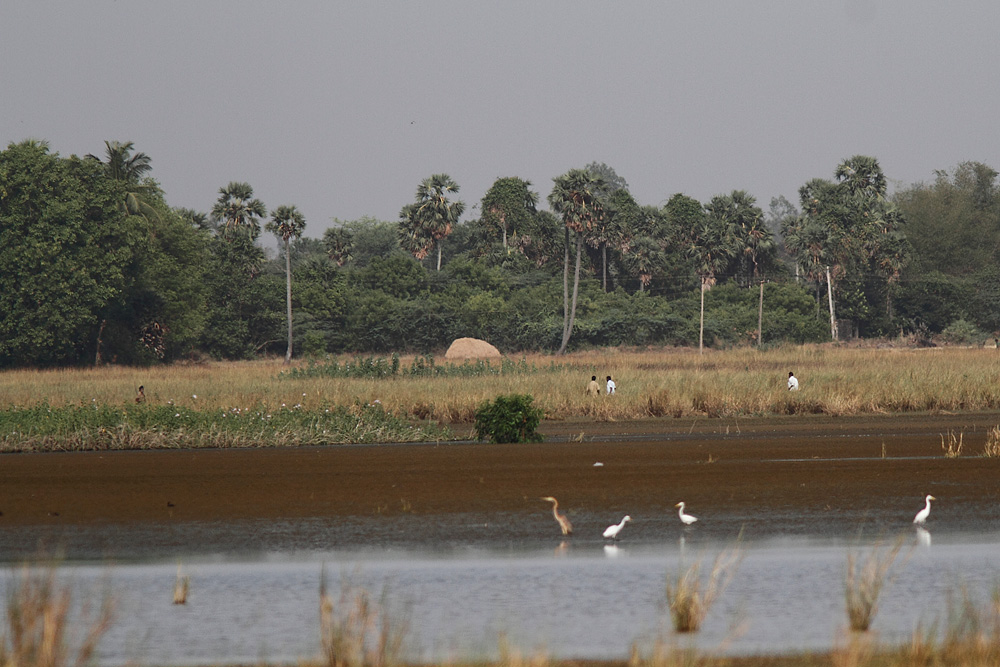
<box><xmin>844</xmin><ymin>539</ymin><xmax>905</xmax><ymax>632</ymax></box>
<box><xmin>665</xmin><ymin>541</ymin><xmax>743</xmax><ymax>633</ymax></box>
<box><xmin>0</xmin><ymin>562</ymin><xmax>114</xmax><ymax>667</ymax></box>
<box><xmin>319</xmin><ymin>569</ymin><xmax>409</xmax><ymax>667</ymax></box>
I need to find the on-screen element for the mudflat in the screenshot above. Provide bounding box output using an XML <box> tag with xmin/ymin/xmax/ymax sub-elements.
<box><xmin>4</xmin><ymin>413</ymin><xmax>1000</xmax><ymax>532</ymax></box>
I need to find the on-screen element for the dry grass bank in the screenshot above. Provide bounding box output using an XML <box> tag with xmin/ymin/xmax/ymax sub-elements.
<box><xmin>1</xmin><ymin>345</ymin><xmax>999</xmax><ymax>423</ymax></box>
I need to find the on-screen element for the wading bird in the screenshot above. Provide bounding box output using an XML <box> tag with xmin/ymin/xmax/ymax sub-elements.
<box><xmin>675</xmin><ymin>501</ymin><xmax>698</xmax><ymax>526</ymax></box>
<box><xmin>603</xmin><ymin>515</ymin><xmax>631</xmax><ymax>540</ymax></box>
<box><xmin>541</xmin><ymin>496</ymin><xmax>573</xmax><ymax>535</ymax></box>
<box><xmin>913</xmin><ymin>494</ymin><xmax>936</xmax><ymax>524</ymax></box>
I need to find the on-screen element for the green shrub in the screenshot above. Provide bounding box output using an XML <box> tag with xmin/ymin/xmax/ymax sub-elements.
<box><xmin>473</xmin><ymin>394</ymin><xmax>543</xmax><ymax>444</ymax></box>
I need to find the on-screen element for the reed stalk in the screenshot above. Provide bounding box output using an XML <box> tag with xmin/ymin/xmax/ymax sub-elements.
<box><xmin>319</xmin><ymin>569</ymin><xmax>408</xmax><ymax>667</ymax></box>
<box><xmin>844</xmin><ymin>539</ymin><xmax>905</xmax><ymax>632</ymax></box>
<box><xmin>665</xmin><ymin>543</ymin><xmax>742</xmax><ymax>633</ymax></box>
<box><xmin>0</xmin><ymin>562</ymin><xmax>114</xmax><ymax>667</ymax></box>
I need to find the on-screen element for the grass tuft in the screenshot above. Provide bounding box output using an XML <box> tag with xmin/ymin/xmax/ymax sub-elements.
<box><xmin>319</xmin><ymin>568</ymin><xmax>408</xmax><ymax>667</ymax></box>
<box><xmin>665</xmin><ymin>542</ymin><xmax>742</xmax><ymax>633</ymax></box>
<box><xmin>844</xmin><ymin>538</ymin><xmax>905</xmax><ymax>632</ymax></box>
<box><xmin>982</xmin><ymin>425</ymin><xmax>1000</xmax><ymax>457</ymax></box>
<box><xmin>941</xmin><ymin>430</ymin><xmax>964</xmax><ymax>458</ymax></box>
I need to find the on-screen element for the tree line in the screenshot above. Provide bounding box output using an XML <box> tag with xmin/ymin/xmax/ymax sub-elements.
<box><xmin>2</xmin><ymin>139</ymin><xmax>999</xmax><ymax>368</ymax></box>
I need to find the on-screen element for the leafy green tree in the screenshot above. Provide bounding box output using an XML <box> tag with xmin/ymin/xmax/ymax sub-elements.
<box><xmin>549</xmin><ymin>168</ymin><xmax>608</xmax><ymax>354</ymax></box>
<box><xmin>684</xmin><ymin>193</ymin><xmax>739</xmax><ymax>351</ymax></box>
<box><xmin>479</xmin><ymin>176</ymin><xmax>539</xmax><ymax>252</ymax></box>
<box><xmin>323</xmin><ymin>226</ymin><xmax>354</xmax><ymax>266</ymax></box>
<box><xmin>895</xmin><ymin>162</ymin><xmax>1000</xmax><ymax>277</ymax></box>
<box><xmin>398</xmin><ymin>174</ymin><xmax>465</xmax><ymax>271</ymax></box>
<box><xmin>211</xmin><ymin>182</ymin><xmax>267</xmax><ymax>240</ymax></box>
<box><xmin>0</xmin><ymin>140</ymin><xmax>145</xmax><ymax>366</ymax></box>
<box><xmin>266</xmin><ymin>205</ymin><xmax>307</xmax><ymax>364</ymax></box>
<box><xmin>783</xmin><ymin>156</ymin><xmax>908</xmax><ymax>339</ymax></box>
<box><xmin>583</xmin><ymin>162</ymin><xmax>628</xmax><ymax>289</ymax></box>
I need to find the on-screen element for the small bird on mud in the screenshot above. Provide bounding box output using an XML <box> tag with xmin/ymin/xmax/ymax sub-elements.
<box><xmin>675</xmin><ymin>502</ymin><xmax>698</xmax><ymax>526</ymax></box>
<box><xmin>541</xmin><ymin>496</ymin><xmax>573</xmax><ymax>536</ymax></box>
<box><xmin>913</xmin><ymin>494</ymin><xmax>936</xmax><ymax>524</ymax></box>
<box><xmin>603</xmin><ymin>515</ymin><xmax>631</xmax><ymax>540</ymax></box>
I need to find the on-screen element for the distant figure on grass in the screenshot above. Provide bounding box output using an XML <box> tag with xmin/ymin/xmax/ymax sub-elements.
<box><xmin>606</xmin><ymin>376</ymin><xmax>616</xmax><ymax>395</ymax></box>
<box><xmin>787</xmin><ymin>372</ymin><xmax>799</xmax><ymax>391</ymax></box>
<box><xmin>135</xmin><ymin>386</ymin><xmax>146</xmax><ymax>403</ymax></box>
<box><xmin>586</xmin><ymin>376</ymin><xmax>601</xmax><ymax>397</ymax></box>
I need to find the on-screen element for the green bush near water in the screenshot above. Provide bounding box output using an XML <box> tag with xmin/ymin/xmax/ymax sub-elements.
<box><xmin>473</xmin><ymin>394</ymin><xmax>544</xmax><ymax>444</ymax></box>
<box><xmin>0</xmin><ymin>401</ymin><xmax>449</xmax><ymax>452</ymax></box>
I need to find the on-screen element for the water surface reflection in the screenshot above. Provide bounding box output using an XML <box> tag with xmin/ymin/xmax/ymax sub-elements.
<box><xmin>9</xmin><ymin>531</ymin><xmax>998</xmax><ymax>666</ymax></box>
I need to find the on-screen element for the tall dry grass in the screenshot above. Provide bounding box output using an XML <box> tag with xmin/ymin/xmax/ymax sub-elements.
<box><xmin>0</xmin><ymin>563</ymin><xmax>113</xmax><ymax>667</ymax></box>
<box><xmin>3</xmin><ymin>346</ymin><xmax>1000</xmax><ymax>424</ymax></box>
<box><xmin>844</xmin><ymin>539</ymin><xmax>906</xmax><ymax>632</ymax></box>
<box><xmin>319</xmin><ymin>569</ymin><xmax>409</xmax><ymax>667</ymax></box>
<box><xmin>665</xmin><ymin>543</ymin><xmax>743</xmax><ymax>634</ymax></box>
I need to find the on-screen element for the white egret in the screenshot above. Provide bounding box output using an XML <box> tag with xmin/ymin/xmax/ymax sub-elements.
<box><xmin>913</xmin><ymin>494</ymin><xmax>936</xmax><ymax>524</ymax></box>
<box><xmin>541</xmin><ymin>496</ymin><xmax>573</xmax><ymax>535</ymax></box>
<box><xmin>675</xmin><ymin>501</ymin><xmax>698</xmax><ymax>526</ymax></box>
<box><xmin>603</xmin><ymin>515</ymin><xmax>631</xmax><ymax>540</ymax></box>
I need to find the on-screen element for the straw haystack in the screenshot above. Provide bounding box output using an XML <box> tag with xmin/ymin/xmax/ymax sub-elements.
<box><xmin>444</xmin><ymin>337</ymin><xmax>502</xmax><ymax>360</ymax></box>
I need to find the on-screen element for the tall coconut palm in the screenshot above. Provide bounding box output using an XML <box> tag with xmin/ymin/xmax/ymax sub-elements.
<box><xmin>549</xmin><ymin>168</ymin><xmax>607</xmax><ymax>354</ymax></box>
<box><xmin>86</xmin><ymin>140</ymin><xmax>157</xmax><ymax>218</ymax></box>
<box><xmin>211</xmin><ymin>182</ymin><xmax>266</xmax><ymax>240</ymax></box>
<box><xmin>266</xmin><ymin>205</ymin><xmax>307</xmax><ymax>364</ymax></box>
<box><xmin>398</xmin><ymin>174</ymin><xmax>465</xmax><ymax>271</ymax></box>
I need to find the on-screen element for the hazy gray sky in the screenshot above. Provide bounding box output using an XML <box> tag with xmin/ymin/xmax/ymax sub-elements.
<box><xmin>3</xmin><ymin>1</ymin><xmax>999</xmax><ymax>241</ymax></box>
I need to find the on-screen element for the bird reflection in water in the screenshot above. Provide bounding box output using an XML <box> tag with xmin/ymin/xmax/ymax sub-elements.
<box><xmin>916</xmin><ymin>526</ymin><xmax>931</xmax><ymax>547</ymax></box>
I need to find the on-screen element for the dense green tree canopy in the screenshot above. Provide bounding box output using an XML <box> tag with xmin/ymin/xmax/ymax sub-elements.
<box><xmin>0</xmin><ymin>140</ymin><xmax>147</xmax><ymax>366</ymax></box>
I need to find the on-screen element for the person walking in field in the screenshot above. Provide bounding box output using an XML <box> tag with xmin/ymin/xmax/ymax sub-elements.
<box><xmin>787</xmin><ymin>371</ymin><xmax>799</xmax><ymax>391</ymax></box>
<box><xmin>606</xmin><ymin>376</ymin><xmax>616</xmax><ymax>395</ymax></box>
<box><xmin>586</xmin><ymin>376</ymin><xmax>601</xmax><ymax>396</ymax></box>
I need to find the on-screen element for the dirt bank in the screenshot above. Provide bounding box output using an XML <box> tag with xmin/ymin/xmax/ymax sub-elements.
<box><xmin>3</xmin><ymin>413</ymin><xmax>999</xmax><ymax>529</ymax></box>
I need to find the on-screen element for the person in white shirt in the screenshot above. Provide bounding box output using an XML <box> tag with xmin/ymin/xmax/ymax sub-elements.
<box><xmin>606</xmin><ymin>376</ymin><xmax>616</xmax><ymax>395</ymax></box>
<box><xmin>787</xmin><ymin>371</ymin><xmax>799</xmax><ymax>391</ymax></box>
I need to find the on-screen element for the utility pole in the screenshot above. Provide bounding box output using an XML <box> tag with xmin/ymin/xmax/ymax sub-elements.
<box><xmin>758</xmin><ymin>280</ymin><xmax>764</xmax><ymax>347</ymax></box>
<box><xmin>699</xmin><ymin>275</ymin><xmax>706</xmax><ymax>354</ymax></box>
<box><xmin>826</xmin><ymin>266</ymin><xmax>838</xmax><ymax>341</ymax></box>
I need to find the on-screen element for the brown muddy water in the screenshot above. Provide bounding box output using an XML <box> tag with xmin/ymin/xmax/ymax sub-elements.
<box><xmin>2</xmin><ymin>414</ymin><xmax>1000</xmax><ymax>664</ymax></box>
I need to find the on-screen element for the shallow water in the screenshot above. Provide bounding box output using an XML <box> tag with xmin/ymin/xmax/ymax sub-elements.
<box><xmin>5</xmin><ymin>527</ymin><xmax>999</xmax><ymax>665</ymax></box>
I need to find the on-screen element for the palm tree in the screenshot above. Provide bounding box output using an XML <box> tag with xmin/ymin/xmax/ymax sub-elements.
<box><xmin>211</xmin><ymin>182</ymin><xmax>266</xmax><ymax>239</ymax></box>
<box><xmin>398</xmin><ymin>174</ymin><xmax>465</xmax><ymax>271</ymax></box>
<box><xmin>86</xmin><ymin>140</ymin><xmax>157</xmax><ymax>218</ymax></box>
<box><xmin>690</xmin><ymin>199</ymin><xmax>740</xmax><ymax>353</ymax></box>
<box><xmin>266</xmin><ymin>205</ymin><xmax>307</xmax><ymax>365</ymax></box>
<box><xmin>322</xmin><ymin>227</ymin><xmax>354</xmax><ymax>267</ymax></box>
<box><xmin>549</xmin><ymin>169</ymin><xmax>607</xmax><ymax>354</ymax></box>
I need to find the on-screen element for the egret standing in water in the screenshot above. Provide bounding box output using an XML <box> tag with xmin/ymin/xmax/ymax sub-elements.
<box><xmin>603</xmin><ymin>515</ymin><xmax>631</xmax><ymax>540</ymax></box>
<box><xmin>675</xmin><ymin>502</ymin><xmax>698</xmax><ymax>526</ymax></box>
<box><xmin>541</xmin><ymin>496</ymin><xmax>573</xmax><ymax>536</ymax></box>
<box><xmin>913</xmin><ymin>494</ymin><xmax>936</xmax><ymax>524</ymax></box>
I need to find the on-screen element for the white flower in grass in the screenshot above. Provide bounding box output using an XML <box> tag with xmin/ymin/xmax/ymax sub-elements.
<box><xmin>192</xmin><ymin>394</ymin><xmax>197</xmax><ymax>399</ymax></box>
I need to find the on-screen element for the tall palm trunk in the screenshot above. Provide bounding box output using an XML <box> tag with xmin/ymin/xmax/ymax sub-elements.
<box><xmin>562</xmin><ymin>227</ymin><xmax>571</xmax><ymax>344</ymax></box>
<box><xmin>283</xmin><ymin>238</ymin><xmax>293</xmax><ymax>365</ymax></box>
<box><xmin>436</xmin><ymin>243</ymin><xmax>442</xmax><ymax>272</ymax></box>
<box><xmin>558</xmin><ymin>234</ymin><xmax>583</xmax><ymax>355</ymax></box>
